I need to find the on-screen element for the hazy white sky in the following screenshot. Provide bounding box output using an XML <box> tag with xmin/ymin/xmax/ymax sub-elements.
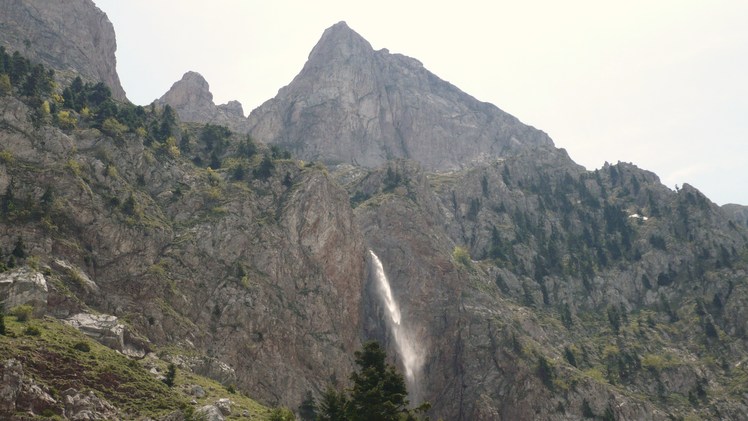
<box><xmin>94</xmin><ymin>0</ymin><xmax>748</xmax><ymax>205</ymax></box>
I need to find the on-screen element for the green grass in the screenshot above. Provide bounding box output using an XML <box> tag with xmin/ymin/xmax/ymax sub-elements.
<box><xmin>0</xmin><ymin>316</ymin><xmax>274</xmax><ymax>419</ymax></box>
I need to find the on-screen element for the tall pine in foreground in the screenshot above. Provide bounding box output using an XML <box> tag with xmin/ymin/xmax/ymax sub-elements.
<box><xmin>315</xmin><ymin>341</ymin><xmax>430</xmax><ymax>421</ymax></box>
<box><xmin>348</xmin><ymin>341</ymin><xmax>409</xmax><ymax>421</ymax></box>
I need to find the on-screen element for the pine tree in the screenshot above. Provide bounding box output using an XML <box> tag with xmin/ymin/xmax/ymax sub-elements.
<box><xmin>163</xmin><ymin>363</ymin><xmax>176</xmax><ymax>387</ymax></box>
<box><xmin>347</xmin><ymin>341</ymin><xmax>409</xmax><ymax>421</ymax></box>
<box><xmin>298</xmin><ymin>390</ymin><xmax>317</xmax><ymax>421</ymax></box>
<box><xmin>0</xmin><ymin>307</ymin><xmax>6</xmax><ymax>336</ymax></box>
<box><xmin>317</xmin><ymin>387</ymin><xmax>347</xmax><ymax>421</ymax></box>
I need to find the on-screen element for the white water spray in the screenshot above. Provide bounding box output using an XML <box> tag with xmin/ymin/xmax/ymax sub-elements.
<box><xmin>368</xmin><ymin>250</ymin><xmax>424</xmax><ymax>396</ymax></box>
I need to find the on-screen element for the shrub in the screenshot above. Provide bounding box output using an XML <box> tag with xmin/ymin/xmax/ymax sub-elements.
<box><xmin>72</xmin><ymin>341</ymin><xmax>91</xmax><ymax>352</ymax></box>
<box><xmin>163</xmin><ymin>363</ymin><xmax>176</xmax><ymax>387</ymax></box>
<box><xmin>537</xmin><ymin>355</ymin><xmax>555</xmax><ymax>390</ymax></box>
<box><xmin>10</xmin><ymin>304</ymin><xmax>33</xmax><ymax>322</ymax></box>
<box><xmin>56</xmin><ymin>110</ymin><xmax>77</xmax><ymax>129</ymax></box>
<box><xmin>24</xmin><ymin>325</ymin><xmax>40</xmax><ymax>336</ymax></box>
<box><xmin>452</xmin><ymin>246</ymin><xmax>472</xmax><ymax>268</ymax></box>
<box><xmin>0</xmin><ymin>149</ymin><xmax>13</xmax><ymax>164</ymax></box>
<box><xmin>0</xmin><ymin>309</ymin><xmax>5</xmax><ymax>335</ymax></box>
<box><xmin>101</xmin><ymin>117</ymin><xmax>127</xmax><ymax>138</ymax></box>
<box><xmin>268</xmin><ymin>407</ymin><xmax>295</xmax><ymax>421</ymax></box>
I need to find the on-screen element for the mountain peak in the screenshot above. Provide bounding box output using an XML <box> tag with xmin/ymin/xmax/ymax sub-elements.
<box><xmin>160</xmin><ymin>71</ymin><xmax>213</xmax><ymax>109</ymax></box>
<box><xmin>249</xmin><ymin>23</ymin><xmax>554</xmax><ymax>170</ymax></box>
<box><xmin>307</xmin><ymin>21</ymin><xmax>373</xmax><ymax>63</ymax></box>
<box><xmin>157</xmin><ymin>71</ymin><xmax>250</xmax><ymax>132</ymax></box>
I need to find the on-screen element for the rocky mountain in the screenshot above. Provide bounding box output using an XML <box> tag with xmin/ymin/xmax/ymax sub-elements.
<box><xmin>3</xmin><ymin>7</ymin><xmax>748</xmax><ymax>421</ymax></box>
<box><xmin>246</xmin><ymin>22</ymin><xmax>554</xmax><ymax>170</ymax></box>
<box><xmin>0</xmin><ymin>84</ymin><xmax>364</xmax><ymax>414</ymax></box>
<box><xmin>0</xmin><ymin>0</ymin><xmax>126</xmax><ymax>100</ymax></box>
<box><xmin>157</xmin><ymin>71</ymin><xmax>251</xmax><ymax>133</ymax></box>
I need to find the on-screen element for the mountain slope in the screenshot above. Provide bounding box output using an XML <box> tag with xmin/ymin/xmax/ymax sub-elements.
<box><xmin>342</xmin><ymin>157</ymin><xmax>748</xmax><ymax>419</ymax></box>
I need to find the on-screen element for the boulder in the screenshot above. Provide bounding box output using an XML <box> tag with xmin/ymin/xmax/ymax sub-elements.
<box><xmin>61</xmin><ymin>388</ymin><xmax>118</xmax><ymax>420</ymax></box>
<box><xmin>195</xmin><ymin>404</ymin><xmax>225</xmax><ymax>421</ymax></box>
<box><xmin>0</xmin><ymin>359</ymin><xmax>58</xmax><ymax>417</ymax></box>
<box><xmin>64</xmin><ymin>313</ymin><xmax>149</xmax><ymax>357</ymax></box>
<box><xmin>215</xmin><ymin>398</ymin><xmax>231</xmax><ymax>415</ymax></box>
<box><xmin>0</xmin><ymin>266</ymin><xmax>48</xmax><ymax>315</ymax></box>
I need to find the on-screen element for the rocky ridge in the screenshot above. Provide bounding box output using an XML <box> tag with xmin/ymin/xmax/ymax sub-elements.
<box><xmin>157</xmin><ymin>21</ymin><xmax>559</xmax><ymax>170</ymax></box>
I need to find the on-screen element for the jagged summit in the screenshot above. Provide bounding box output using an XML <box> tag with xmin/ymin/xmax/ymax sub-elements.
<box><xmin>305</xmin><ymin>21</ymin><xmax>374</xmax><ymax>65</ymax></box>
<box><xmin>248</xmin><ymin>22</ymin><xmax>555</xmax><ymax>170</ymax></box>
<box><xmin>157</xmin><ymin>70</ymin><xmax>249</xmax><ymax>133</ymax></box>
<box><xmin>160</xmin><ymin>71</ymin><xmax>215</xmax><ymax>112</ymax></box>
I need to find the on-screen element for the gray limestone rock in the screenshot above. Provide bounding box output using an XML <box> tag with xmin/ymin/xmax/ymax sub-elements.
<box><xmin>0</xmin><ymin>266</ymin><xmax>48</xmax><ymax>315</ymax></box>
<box><xmin>195</xmin><ymin>404</ymin><xmax>225</xmax><ymax>421</ymax></box>
<box><xmin>158</xmin><ymin>71</ymin><xmax>250</xmax><ymax>133</ymax></box>
<box><xmin>64</xmin><ymin>313</ymin><xmax>149</xmax><ymax>357</ymax></box>
<box><xmin>248</xmin><ymin>21</ymin><xmax>554</xmax><ymax>171</ymax></box>
<box><xmin>61</xmin><ymin>388</ymin><xmax>118</xmax><ymax>420</ymax></box>
<box><xmin>0</xmin><ymin>0</ymin><xmax>126</xmax><ymax>100</ymax></box>
<box><xmin>215</xmin><ymin>398</ymin><xmax>231</xmax><ymax>416</ymax></box>
<box><xmin>0</xmin><ymin>359</ymin><xmax>58</xmax><ymax>418</ymax></box>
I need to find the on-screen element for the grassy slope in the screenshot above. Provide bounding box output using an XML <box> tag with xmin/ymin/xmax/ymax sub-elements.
<box><xmin>0</xmin><ymin>315</ymin><xmax>275</xmax><ymax>420</ymax></box>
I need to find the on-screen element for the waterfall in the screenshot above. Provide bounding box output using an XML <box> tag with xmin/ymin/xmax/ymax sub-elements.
<box><xmin>368</xmin><ymin>250</ymin><xmax>423</xmax><ymax>396</ymax></box>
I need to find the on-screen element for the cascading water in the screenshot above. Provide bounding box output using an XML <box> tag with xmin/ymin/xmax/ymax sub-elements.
<box><xmin>368</xmin><ymin>250</ymin><xmax>424</xmax><ymax>398</ymax></box>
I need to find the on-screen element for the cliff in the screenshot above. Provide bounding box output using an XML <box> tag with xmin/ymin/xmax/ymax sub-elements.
<box><xmin>0</xmin><ymin>0</ymin><xmax>126</xmax><ymax>100</ymax></box>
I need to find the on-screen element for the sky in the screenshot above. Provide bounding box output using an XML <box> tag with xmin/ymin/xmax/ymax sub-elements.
<box><xmin>94</xmin><ymin>0</ymin><xmax>748</xmax><ymax>206</ymax></box>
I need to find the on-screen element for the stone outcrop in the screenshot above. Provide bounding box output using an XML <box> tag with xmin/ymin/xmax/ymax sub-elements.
<box><xmin>0</xmin><ymin>266</ymin><xmax>48</xmax><ymax>315</ymax></box>
<box><xmin>0</xmin><ymin>359</ymin><xmax>59</xmax><ymax>419</ymax></box>
<box><xmin>64</xmin><ymin>313</ymin><xmax>150</xmax><ymax>357</ymax></box>
<box><xmin>0</xmin><ymin>0</ymin><xmax>126</xmax><ymax>100</ymax></box>
<box><xmin>61</xmin><ymin>388</ymin><xmax>118</xmax><ymax>420</ymax></box>
<box><xmin>248</xmin><ymin>22</ymin><xmax>554</xmax><ymax>170</ymax></box>
<box><xmin>158</xmin><ymin>71</ymin><xmax>250</xmax><ymax>133</ymax></box>
<box><xmin>196</xmin><ymin>404</ymin><xmax>225</xmax><ymax>421</ymax></box>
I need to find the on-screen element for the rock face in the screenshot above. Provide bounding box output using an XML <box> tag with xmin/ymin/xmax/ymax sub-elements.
<box><xmin>0</xmin><ymin>266</ymin><xmax>48</xmax><ymax>315</ymax></box>
<box><xmin>0</xmin><ymin>359</ymin><xmax>59</xmax><ymax>419</ymax></box>
<box><xmin>158</xmin><ymin>71</ymin><xmax>251</xmax><ymax>133</ymax></box>
<box><xmin>0</xmin><ymin>0</ymin><xmax>126</xmax><ymax>100</ymax></box>
<box><xmin>248</xmin><ymin>22</ymin><xmax>554</xmax><ymax>170</ymax></box>
<box><xmin>342</xmin><ymin>157</ymin><xmax>748</xmax><ymax>419</ymax></box>
<box><xmin>0</xmin><ymin>88</ymin><xmax>364</xmax><ymax>408</ymax></box>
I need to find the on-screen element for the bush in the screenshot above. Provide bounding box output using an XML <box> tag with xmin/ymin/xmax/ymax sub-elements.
<box><xmin>537</xmin><ymin>355</ymin><xmax>555</xmax><ymax>389</ymax></box>
<box><xmin>0</xmin><ymin>310</ymin><xmax>5</xmax><ymax>335</ymax></box>
<box><xmin>72</xmin><ymin>341</ymin><xmax>91</xmax><ymax>352</ymax></box>
<box><xmin>268</xmin><ymin>407</ymin><xmax>295</xmax><ymax>421</ymax></box>
<box><xmin>101</xmin><ymin>117</ymin><xmax>128</xmax><ymax>138</ymax></box>
<box><xmin>163</xmin><ymin>363</ymin><xmax>176</xmax><ymax>387</ymax></box>
<box><xmin>10</xmin><ymin>304</ymin><xmax>33</xmax><ymax>322</ymax></box>
<box><xmin>56</xmin><ymin>110</ymin><xmax>77</xmax><ymax>129</ymax></box>
<box><xmin>24</xmin><ymin>325</ymin><xmax>40</xmax><ymax>336</ymax></box>
<box><xmin>452</xmin><ymin>246</ymin><xmax>472</xmax><ymax>268</ymax></box>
